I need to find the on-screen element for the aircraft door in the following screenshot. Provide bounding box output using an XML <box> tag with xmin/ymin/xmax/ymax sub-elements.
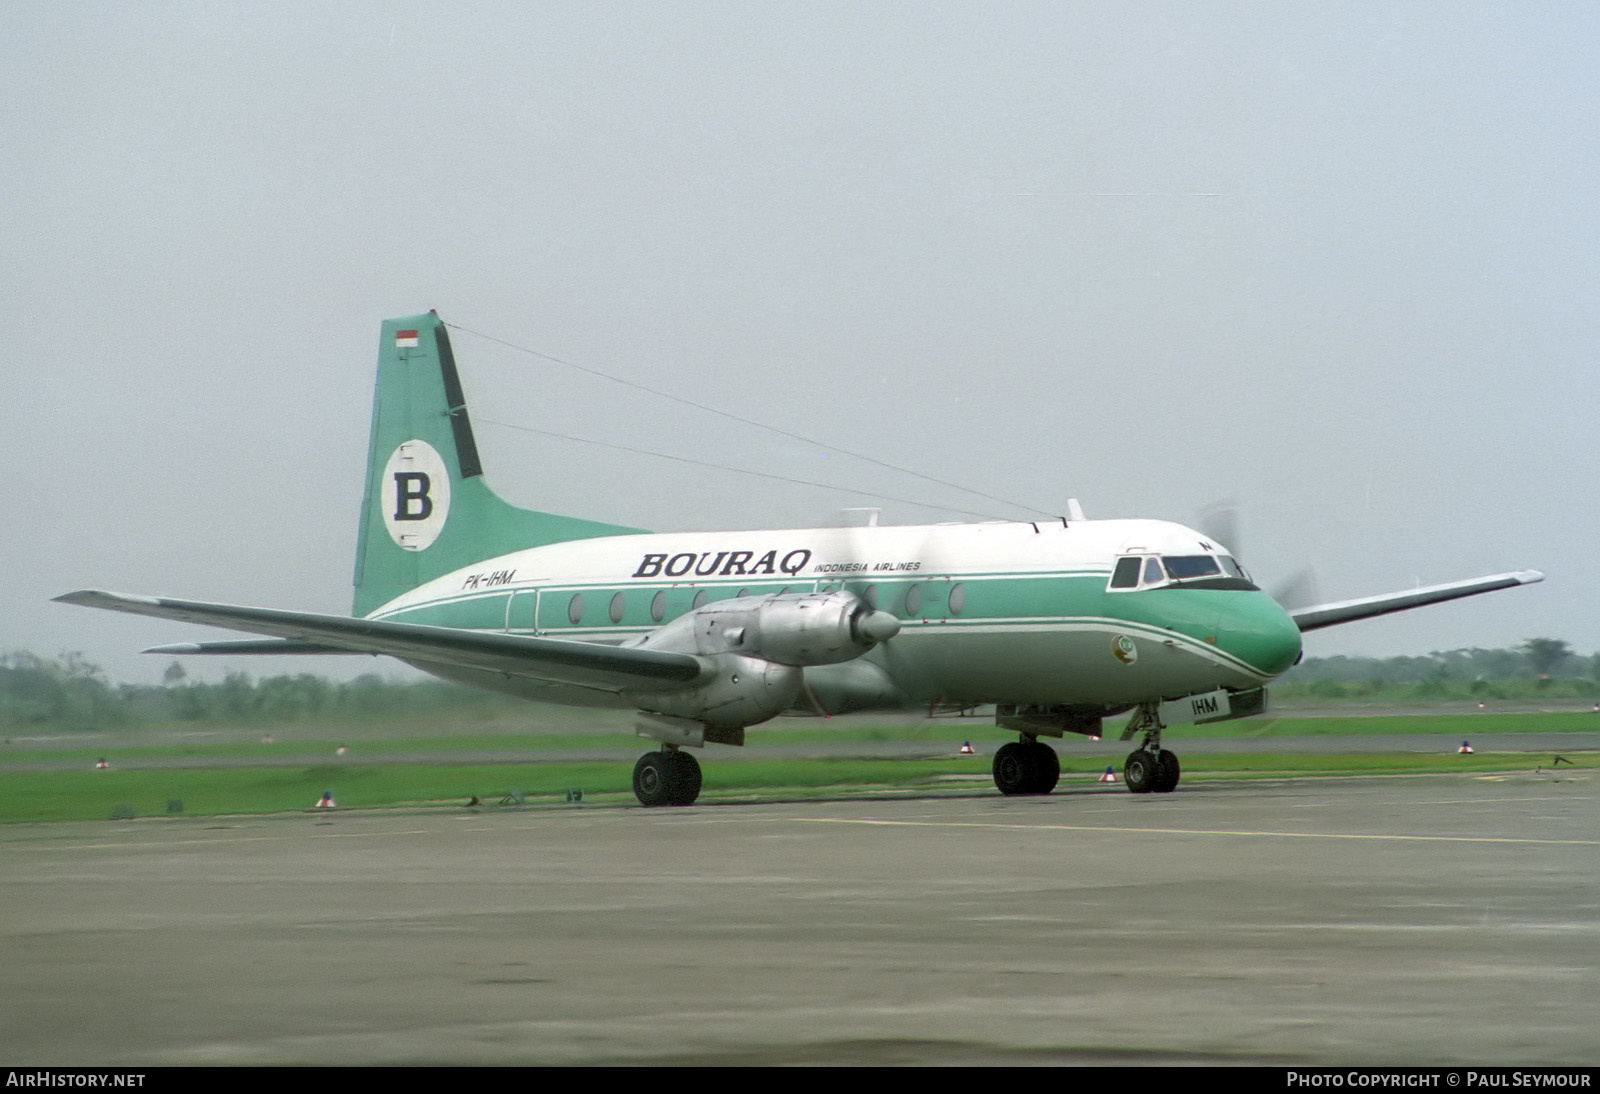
<box><xmin>506</xmin><ymin>589</ymin><xmax>541</xmax><ymax>635</ymax></box>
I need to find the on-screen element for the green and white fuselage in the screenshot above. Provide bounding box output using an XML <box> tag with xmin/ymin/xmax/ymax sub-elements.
<box><xmin>369</xmin><ymin>518</ymin><xmax>1302</xmax><ymax>716</ymax></box>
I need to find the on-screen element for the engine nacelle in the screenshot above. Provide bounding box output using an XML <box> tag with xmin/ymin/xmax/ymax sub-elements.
<box><xmin>638</xmin><ymin>590</ymin><xmax>900</xmax><ymax>668</ymax></box>
<box><xmin>623</xmin><ymin>652</ymin><xmax>802</xmax><ymax>731</ymax></box>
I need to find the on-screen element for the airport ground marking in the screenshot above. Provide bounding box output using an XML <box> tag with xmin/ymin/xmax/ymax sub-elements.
<box><xmin>796</xmin><ymin>818</ymin><xmax>1600</xmax><ymax>845</ymax></box>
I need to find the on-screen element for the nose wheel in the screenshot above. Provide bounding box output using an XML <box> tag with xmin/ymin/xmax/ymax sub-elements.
<box><xmin>1123</xmin><ymin>747</ymin><xmax>1180</xmax><ymax>793</ymax></box>
<box><xmin>1121</xmin><ymin>704</ymin><xmax>1181</xmax><ymax>794</ymax></box>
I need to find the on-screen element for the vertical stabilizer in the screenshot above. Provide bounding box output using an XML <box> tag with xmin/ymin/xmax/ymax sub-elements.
<box><xmin>352</xmin><ymin>312</ymin><xmax>643</xmax><ymax>616</ymax></box>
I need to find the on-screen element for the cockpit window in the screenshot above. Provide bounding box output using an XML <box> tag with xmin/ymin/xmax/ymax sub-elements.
<box><xmin>1163</xmin><ymin>555</ymin><xmax>1222</xmax><ymax>580</ymax></box>
<box><xmin>1109</xmin><ymin>552</ymin><xmax>1258</xmax><ymax>592</ymax></box>
<box><xmin>1110</xmin><ymin>556</ymin><xmax>1142</xmax><ymax>589</ymax></box>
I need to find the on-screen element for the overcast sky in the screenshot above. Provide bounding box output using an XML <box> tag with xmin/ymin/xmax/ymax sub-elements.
<box><xmin>6</xmin><ymin>2</ymin><xmax>1596</xmax><ymax>685</ymax></box>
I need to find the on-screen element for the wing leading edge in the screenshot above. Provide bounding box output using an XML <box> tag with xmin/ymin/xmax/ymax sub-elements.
<box><xmin>52</xmin><ymin>590</ymin><xmax>705</xmax><ymax>693</ymax></box>
<box><xmin>1289</xmin><ymin>570</ymin><xmax>1544</xmax><ymax>633</ymax></box>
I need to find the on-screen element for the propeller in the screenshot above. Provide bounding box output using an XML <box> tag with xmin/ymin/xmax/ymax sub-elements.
<box><xmin>1198</xmin><ymin>500</ymin><xmax>1320</xmax><ymax>611</ymax></box>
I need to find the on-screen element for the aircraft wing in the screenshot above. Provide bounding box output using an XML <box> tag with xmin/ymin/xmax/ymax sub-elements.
<box><xmin>54</xmin><ymin>590</ymin><xmax>706</xmax><ymax>692</ymax></box>
<box><xmin>1289</xmin><ymin>570</ymin><xmax>1544</xmax><ymax>633</ymax></box>
<box><xmin>145</xmin><ymin>639</ymin><xmax>357</xmax><ymax>655</ymax></box>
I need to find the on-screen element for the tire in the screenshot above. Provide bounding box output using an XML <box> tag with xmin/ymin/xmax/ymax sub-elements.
<box><xmin>993</xmin><ymin>742</ymin><xmax>1031</xmax><ymax>795</ymax></box>
<box><xmin>1152</xmin><ymin>749</ymin><xmax>1181</xmax><ymax>793</ymax></box>
<box><xmin>663</xmin><ymin>749</ymin><xmax>702</xmax><ymax>806</ymax></box>
<box><xmin>1124</xmin><ymin>749</ymin><xmax>1158</xmax><ymax>794</ymax></box>
<box><xmin>632</xmin><ymin>751</ymin><xmax>673</xmax><ymax>807</ymax></box>
<box><xmin>1029</xmin><ymin>741</ymin><xmax>1060</xmax><ymax>794</ymax></box>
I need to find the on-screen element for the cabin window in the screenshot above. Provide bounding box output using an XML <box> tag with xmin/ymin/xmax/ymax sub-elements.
<box><xmin>567</xmin><ymin>593</ymin><xmax>585</xmax><ymax>625</ymax></box>
<box><xmin>650</xmin><ymin>590</ymin><xmax>666</xmax><ymax>622</ymax></box>
<box><xmin>608</xmin><ymin>592</ymin><xmax>625</xmax><ymax>624</ymax></box>
<box><xmin>904</xmin><ymin>583</ymin><xmax>923</xmax><ymax>616</ymax></box>
<box><xmin>692</xmin><ymin>589</ymin><xmax>709</xmax><ymax>610</ymax></box>
<box><xmin>861</xmin><ymin>584</ymin><xmax>878</xmax><ymax>610</ymax></box>
<box><xmin>948</xmin><ymin>583</ymin><xmax>966</xmax><ymax>614</ymax></box>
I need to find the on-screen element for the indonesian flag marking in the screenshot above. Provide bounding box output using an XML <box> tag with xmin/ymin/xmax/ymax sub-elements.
<box><xmin>395</xmin><ymin>329</ymin><xmax>419</xmax><ymax>348</ymax></box>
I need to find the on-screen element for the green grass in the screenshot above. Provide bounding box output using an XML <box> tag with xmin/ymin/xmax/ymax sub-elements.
<box><xmin>1</xmin><ymin>747</ymin><xmax>1592</xmax><ymax>824</ymax></box>
<box><xmin>7</xmin><ymin>709</ymin><xmax>1596</xmax><ymax>765</ymax></box>
<box><xmin>4</xmin><ymin>709</ymin><xmax>1594</xmax><ymax>823</ymax></box>
<box><xmin>1172</xmin><ymin>711</ymin><xmax>1600</xmax><ymax>738</ymax></box>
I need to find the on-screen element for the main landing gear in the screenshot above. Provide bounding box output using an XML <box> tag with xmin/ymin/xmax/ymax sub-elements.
<box><xmin>1120</xmin><ymin>703</ymin><xmax>1180</xmax><ymax>794</ymax></box>
<box><xmin>632</xmin><ymin>747</ymin><xmax>702</xmax><ymax>807</ymax></box>
<box><xmin>992</xmin><ymin>737</ymin><xmax>1060</xmax><ymax>795</ymax></box>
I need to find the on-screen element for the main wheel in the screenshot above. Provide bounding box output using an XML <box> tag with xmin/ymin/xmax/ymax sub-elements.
<box><xmin>994</xmin><ymin>741</ymin><xmax>1060</xmax><ymax>795</ymax></box>
<box><xmin>1028</xmin><ymin>741</ymin><xmax>1060</xmax><ymax>794</ymax></box>
<box><xmin>1151</xmin><ymin>749</ymin><xmax>1181</xmax><ymax>793</ymax></box>
<box><xmin>993</xmin><ymin>742</ymin><xmax>1031</xmax><ymax>795</ymax></box>
<box><xmin>663</xmin><ymin>748</ymin><xmax>702</xmax><ymax>805</ymax></box>
<box><xmin>633</xmin><ymin>751</ymin><xmax>673</xmax><ymax>806</ymax></box>
<box><xmin>1124</xmin><ymin>749</ymin><xmax>1158</xmax><ymax>794</ymax></box>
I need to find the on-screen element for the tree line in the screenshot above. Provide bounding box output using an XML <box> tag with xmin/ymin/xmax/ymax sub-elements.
<box><xmin>1277</xmin><ymin>639</ymin><xmax>1599</xmax><ymax>702</ymax></box>
<box><xmin>0</xmin><ymin>651</ymin><xmax>520</xmax><ymax>732</ymax></box>
<box><xmin>3</xmin><ymin>639</ymin><xmax>1595</xmax><ymax>732</ymax></box>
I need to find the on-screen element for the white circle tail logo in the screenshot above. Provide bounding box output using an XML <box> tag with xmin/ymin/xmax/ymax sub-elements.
<box><xmin>381</xmin><ymin>439</ymin><xmax>451</xmax><ymax>551</ymax></box>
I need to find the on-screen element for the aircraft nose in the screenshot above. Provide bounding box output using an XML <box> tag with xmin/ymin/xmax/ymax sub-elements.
<box><xmin>1216</xmin><ymin>595</ymin><xmax>1302</xmax><ymax>678</ymax></box>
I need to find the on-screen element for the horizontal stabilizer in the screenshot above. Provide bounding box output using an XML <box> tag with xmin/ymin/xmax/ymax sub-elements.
<box><xmin>1290</xmin><ymin>570</ymin><xmax>1543</xmax><ymax>633</ymax></box>
<box><xmin>55</xmin><ymin>590</ymin><xmax>706</xmax><ymax>693</ymax></box>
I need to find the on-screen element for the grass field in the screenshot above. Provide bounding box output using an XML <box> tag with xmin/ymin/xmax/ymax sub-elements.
<box><xmin>2</xmin><ymin>709</ymin><xmax>1595</xmax><ymax>823</ymax></box>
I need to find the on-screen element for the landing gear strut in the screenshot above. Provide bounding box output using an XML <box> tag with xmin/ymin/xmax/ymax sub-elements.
<box><xmin>993</xmin><ymin>737</ymin><xmax>1060</xmax><ymax>795</ymax></box>
<box><xmin>1121</xmin><ymin>704</ymin><xmax>1180</xmax><ymax>794</ymax></box>
<box><xmin>632</xmin><ymin>747</ymin><xmax>702</xmax><ymax>806</ymax></box>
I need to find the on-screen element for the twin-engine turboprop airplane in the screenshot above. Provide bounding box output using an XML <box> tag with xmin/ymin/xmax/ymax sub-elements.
<box><xmin>57</xmin><ymin>312</ymin><xmax>1544</xmax><ymax>805</ymax></box>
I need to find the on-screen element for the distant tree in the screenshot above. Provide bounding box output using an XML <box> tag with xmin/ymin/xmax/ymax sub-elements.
<box><xmin>162</xmin><ymin>661</ymin><xmax>187</xmax><ymax>685</ymax></box>
<box><xmin>1522</xmin><ymin>638</ymin><xmax>1573</xmax><ymax>678</ymax></box>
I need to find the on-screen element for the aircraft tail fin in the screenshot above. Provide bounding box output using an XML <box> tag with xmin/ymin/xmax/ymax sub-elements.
<box><xmin>352</xmin><ymin>312</ymin><xmax>642</xmax><ymax>616</ymax></box>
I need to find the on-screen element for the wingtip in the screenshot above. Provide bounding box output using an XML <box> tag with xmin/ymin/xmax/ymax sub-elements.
<box><xmin>53</xmin><ymin>590</ymin><xmax>162</xmax><ymax>609</ymax></box>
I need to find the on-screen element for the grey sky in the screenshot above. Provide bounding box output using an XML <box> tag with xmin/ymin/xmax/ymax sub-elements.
<box><xmin>6</xmin><ymin>2</ymin><xmax>1595</xmax><ymax>685</ymax></box>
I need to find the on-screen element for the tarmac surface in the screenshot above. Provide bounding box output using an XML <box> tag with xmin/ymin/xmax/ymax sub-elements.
<box><xmin>3</xmin><ymin>771</ymin><xmax>1598</xmax><ymax>1065</ymax></box>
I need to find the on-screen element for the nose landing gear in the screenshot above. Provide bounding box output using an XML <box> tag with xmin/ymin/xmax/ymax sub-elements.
<box><xmin>1121</xmin><ymin>705</ymin><xmax>1181</xmax><ymax>794</ymax></box>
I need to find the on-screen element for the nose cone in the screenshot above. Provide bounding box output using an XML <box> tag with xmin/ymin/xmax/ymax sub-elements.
<box><xmin>1216</xmin><ymin>594</ymin><xmax>1302</xmax><ymax>678</ymax></box>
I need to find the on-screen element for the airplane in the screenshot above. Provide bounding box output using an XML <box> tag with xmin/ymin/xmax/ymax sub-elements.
<box><xmin>57</xmin><ymin>311</ymin><xmax>1544</xmax><ymax>806</ymax></box>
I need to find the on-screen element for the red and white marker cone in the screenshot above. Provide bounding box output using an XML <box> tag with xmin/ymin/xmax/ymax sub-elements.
<box><xmin>1099</xmin><ymin>765</ymin><xmax>1118</xmax><ymax>783</ymax></box>
<box><xmin>316</xmin><ymin>790</ymin><xmax>338</xmax><ymax>808</ymax></box>
<box><xmin>959</xmin><ymin>741</ymin><xmax>975</xmax><ymax>755</ymax></box>
<box><xmin>1458</xmin><ymin>740</ymin><xmax>1474</xmax><ymax>754</ymax></box>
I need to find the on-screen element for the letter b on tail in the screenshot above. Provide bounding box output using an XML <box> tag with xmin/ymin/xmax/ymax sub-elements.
<box><xmin>381</xmin><ymin>440</ymin><xmax>451</xmax><ymax>550</ymax></box>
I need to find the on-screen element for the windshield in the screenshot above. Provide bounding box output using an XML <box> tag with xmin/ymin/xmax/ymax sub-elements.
<box><xmin>1107</xmin><ymin>553</ymin><xmax>1258</xmax><ymax>592</ymax></box>
<box><xmin>1162</xmin><ymin>555</ymin><xmax>1222</xmax><ymax>580</ymax></box>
